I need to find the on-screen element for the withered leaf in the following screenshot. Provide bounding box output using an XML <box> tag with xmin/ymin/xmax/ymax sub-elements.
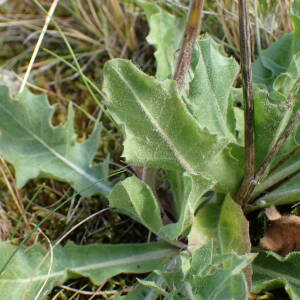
<box><xmin>260</xmin><ymin>206</ymin><xmax>300</xmax><ymax>255</ymax></box>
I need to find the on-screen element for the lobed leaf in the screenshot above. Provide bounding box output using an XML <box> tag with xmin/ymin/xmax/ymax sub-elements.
<box><xmin>0</xmin><ymin>86</ymin><xmax>111</xmax><ymax>196</ymax></box>
<box><xmin>103</xmin><ymin>59</ymin><xmax>242</xmax><ymax>192</ymax></box>
<box><xmin>186</xmin><ymin>37</ymin><xmax>239</xmax><ymax>141</ymax></box>
<box><xmin>137</xmin><ymin>0</ymin><xmax>185</xmax><ymax>79</ymax></box>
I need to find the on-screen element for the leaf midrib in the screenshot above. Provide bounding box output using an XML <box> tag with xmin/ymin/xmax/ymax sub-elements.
<box><xmin>110</xmin><ymin>65</ymin><xmax>198</xmax><ymax>175</ymax></box>
<box><xmin>0</xmin><ymin>102</ymin><xmax>112</xmax><ymax>195</ymax></box>
<box><xmin>1</xmin><ymin>248</ymin><xmax>176</xmax><ymax>283</ymax></box>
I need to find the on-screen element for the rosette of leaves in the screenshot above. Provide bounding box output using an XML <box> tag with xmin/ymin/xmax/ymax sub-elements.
<box><xmin>1</xmin><ymin>1</ymin><xmax>300</xmax><ymax>299</ymax></box>
<box><xmin>103</xmin><ymin>0</ymin><xmax>300</xmax><ymax>298</ymax></box>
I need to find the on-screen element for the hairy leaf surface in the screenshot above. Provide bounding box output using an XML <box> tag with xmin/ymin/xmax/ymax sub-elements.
<box><xmin>103</xmin><ymin>60</ymin><xmax>223</xmax><ymax>173</ymax></box>
<box><xmin>103</xmin><ymin>59</ymin><xmax>242</xmax><ymax>192</ymax></box>
<box><xmin>0</xmin><ymin>241</ymin><xmax>177</xmax><ymax>300</ymax></box>
<box><xmin>0</xmin><ymin>86</ymin><xmax>111</xmax><ymax>196</ymax></box>
<box><xmin>189</xmin><ymin>195</ymin><xmax>250</xmax><ymax>255</ymax></box>
<box><xmin>192</xmin><ymin>252</ymin><xmax>253</xmax><ymax>300</ymax></box>
<box><xmin>109</xmin><ymin>176</ymin><xmax>163</xmax><ymax>234</ymax></box>
<box><xmin>187</xmin><ymin>37</ymin><xmax>239</xmax><ymax>141</ymax></box>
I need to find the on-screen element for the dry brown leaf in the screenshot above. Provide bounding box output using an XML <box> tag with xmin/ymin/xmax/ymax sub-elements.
<box><xmin>260</xmin><ymin>206</ymin><xmax>300</xmax><ymax>255</ymax></box>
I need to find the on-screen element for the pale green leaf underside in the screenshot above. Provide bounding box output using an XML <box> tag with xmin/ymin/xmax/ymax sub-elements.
<box><xmin>0</xmin><ymin>86</ymin><xmax>111</xmax><ymax>196</ymax></box>
<box><xmin>0</xmin><ymin>241</ymin><xmax>177</xmax><ymax>300</ymax></box>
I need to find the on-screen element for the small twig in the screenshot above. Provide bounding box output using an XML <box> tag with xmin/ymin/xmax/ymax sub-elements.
<box><xmin>237</xmin><ymin>0</ymin><xmax>255</xmax><ymax>209</ymax></box>
<box><xmin>173</xmin><ymin>0</ymin><xmax>204</xmax><ymax>93</ymax></box>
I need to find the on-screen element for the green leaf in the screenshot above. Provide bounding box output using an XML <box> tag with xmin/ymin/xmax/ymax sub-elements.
<box><xmin>192</xmin><ymin>252</ymin><xmax>254</xmax><ymax>300</ymax></box>
<box><xmin>189</xmin><ymin>195</ymin><xmax>250</xmax><ymax>255</ymax></box>
<box><xmin>109</xmin><ymin>176</ymin><xmax>163</xmax><ymax>234</ymax></box>
<box><xmin>251</xmin><ymin>171</ymin><xmax>300</xmax><ymax>210</ymax></box>
<box><xmin>188</xmin><ymin>193</ymin><xmax>222</xmax><ymax>251</ymax></box>
<box><xmin>186</xmin><ymin>37</ymin><xmax>239</xmax><ymax>141</ymax></box>
<box><xmin>137</xmin><ymin>278</ymin><xmax>168</xmax><ymax>297</ymax></box>
<box><xmin>253</xmin><ymin>87</ymin><xmax>296</xmax><ymax>170</ymax></box>
<box><xmin>253</xmin><ymin>2</ymin><xmax>300</xmax><ymax>90</ymax></box>
<box><xmin>0</xmin><ymin>86</ymin><xmax>111</xmax><ymax>196</ymax></box>
<box><xmin>109</xmin><ymin>174</ymin><xmax>213</xmax><ymax>241</ymax></box>
<box><xmin>115</xmin><ymin>272</ymin><xmax>160</xmax><ymax>300</ymax></box>
<box><xmin>137</xmin><ymin>0</ymin><xmax>185</xmax><ymax>79</ymax></box>
<box><xmin>154</xmin><ymin>247</ymin><xmax>254</xmax><ymax>300</ymax></box>
<box><xmin>218</xmin><ymin>195</ymin><xmax>251</xmax><ymax>255</ymax></box>
<box><xmin>253</xmin><ymin>251</ymin><xmax>300</xmax><ymax>300</ymax></box>
<box><xmin>164</xmin><ymin>170</ymin><xmax>185</xmax><ymax>216</ymax></box>
<box><xmin>253</xmin><ymin>33</ymin><xmax>295</xmax><ymax>89</ymax></box>
<box><xmin>159</xmin><ymin>174</ymin><xmax>214</xmax><ymax>240</ymax></box>
<box><xmin>0</xmin><ymin>241</ymin><xmax>177</xmax><ymax>300</ymax></box>
<box><xmin>189</xmin><ymin>240</ymin><xmax>214</xmax><ymax>276</ymax></box>
<box><xmin>103</xmin><ymin>59</ymin><xmax>241</xmax><ymax>192</ymax></box>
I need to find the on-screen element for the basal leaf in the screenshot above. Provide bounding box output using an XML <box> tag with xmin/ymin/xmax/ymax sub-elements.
<box><xmin>188</xmin><ymin>193</ymin><xmax>222</xmax><ymax>251</ymax></box>
<box><xmin>192</xmin><ymin>252</ymin><xmax>254</xmax><ymax>300</ymax></box>
<box><xmin>103</xmin><ymin>59</ymin><xmax>229</xmax><ymax>179</ymax></box>
<box><xmin>189</xmin><ymin>195</ymin><xmax>250</xmax><ymax>255</ymax></box>
<box><xmin>0</xmin><ymin>241</ymin><xmax>177</xmax><ymax>300</ymax></box>
<box><xmin>137</xmin><ymin>0</ymin><xmax>185</xmax><ymax>79</ymax></box>
<box><xmin>253</xmin><ymin>34</ymin><xmax>295</xmax><ymax>89</ymax></box>
<box><xmin>189</xmin><ymin>240</ymin><xmax>214</xmax><ymax>276</ymax></box>
<box><xmin>159</xmin><ymin>174</ymin><xmax>214</xmax><ymax>240</ymax></box>
<box><xmin>109</xmin><ymin>176</ymin><xmax>163</xmax><ymax>234</ymax></box>
<box><xmin>253</xmin><ymin>87</ymin><xmax>296</xmax><ymax>170</ymax></box>
<box><xmin>251</xmin><ymin>170</ymin><xmax>300</xmax><ymax>209</ymax></box>
<box><xmin>109</xmin><ymin>174</ymin><xmax>213</xmax><ymax>241</ymax></box>
<box><xmin>253</xmin><ymin>251</ymin><xmax>300</xmax><ymax>300</ymax></box>
<box><xmin>186</xmin><ymin>37</ymin><xmax>239</xmax><ymax>141</ymax></box>
<box><xmin>115</xmin><ymin>272</ymin><xmax>160</xmax><ymax>300</ymax></box>
<box><xmin>164</xmin><ymin>170</ymin><xmax>185</xmax><ymax>216</ymax></box>
<box><xmin>155</xmin><ymin>247</ymin><xmax>254</xmax><ymax>300</ymax></box>
<box><xmin>0</xmin><ymin>86</ymin><xmax>111</xmax><ymax>196</ymax></box>
<box><xmin>218</xmin><ymin>195</ymin><xmax>251</xmax><ymax>255</ymax></box>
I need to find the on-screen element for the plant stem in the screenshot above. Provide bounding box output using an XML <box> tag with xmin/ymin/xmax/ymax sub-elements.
<box><xmin>173</xmin><ymin>0</ymin><xmax>204</xmax><ymax>93</ymax></box>
<box><xmin>237</xmin><ymin>0</ymin><xmax>256</xmax><ymax>209</ymax></box>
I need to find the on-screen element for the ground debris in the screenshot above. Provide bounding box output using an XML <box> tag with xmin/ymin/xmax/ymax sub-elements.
<box><xmin>260</xmin><ymin>206</ymin><xmax>300</xmax><ymax>255</ymax></box>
